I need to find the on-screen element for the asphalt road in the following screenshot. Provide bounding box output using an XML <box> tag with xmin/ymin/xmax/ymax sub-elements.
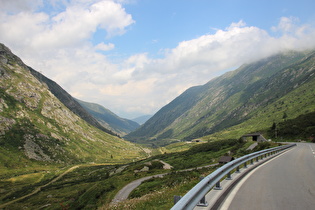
<box><xmin>221</xmin><ymin>143</ymin><xmax>315</xmax><ymax>210</ymax></box>
<box><xmin>111</xmin><ymin>173</ymin><xmax>167</xmax><ymax>204</ymax></box>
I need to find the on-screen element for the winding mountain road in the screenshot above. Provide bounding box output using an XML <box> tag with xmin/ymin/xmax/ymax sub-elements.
<box><xmin>221</xmin><ymin>143</ymin><xmax>315</xmax><ymax>210</ymax></box>
<box><xmin>111</xmin><ymin>173</ymin><xmax>168</xmax><ymax>204</ymax></box>
<box><xmin>111</xmin><ymin>163</ymin><xmax>219</xmax><ymax>204</ymax></box>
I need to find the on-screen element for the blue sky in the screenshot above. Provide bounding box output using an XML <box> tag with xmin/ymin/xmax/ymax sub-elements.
<box><xmin>1</xmin><ymin>0</ymin><xmax>315</xmax><ymax>118</ymax></box>
<box><xmin>111</xmin><ymin>0</ymin><xmax>315</xmax><ymax>59</ymax></box>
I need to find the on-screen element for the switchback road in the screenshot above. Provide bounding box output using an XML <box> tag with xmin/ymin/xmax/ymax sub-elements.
<box><xmin>221</xmin><ymin>143</ymin><xmax>315</xmax><ymax>210</ymax></box>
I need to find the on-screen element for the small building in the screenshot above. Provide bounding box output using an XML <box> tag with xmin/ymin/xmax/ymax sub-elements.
<box><xmin>191</xmin><ymin>139</ymin><xmax>202</xmax><ymax>142</ymax></box>
<box><xmin>242</xmin><ymin>133</ymin><xmax>267</xmax><ymax>142</ymax></box>
<box><xmin>218</xmin><ymin>156</ymin><xmax>234</xmax><ymax>164</ymax></box>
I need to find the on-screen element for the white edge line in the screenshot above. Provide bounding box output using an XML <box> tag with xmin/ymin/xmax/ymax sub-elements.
<box><xmin>219</xmin><ymin>148</ymin><xmax>294</xmax><ymax>210</ymax></box>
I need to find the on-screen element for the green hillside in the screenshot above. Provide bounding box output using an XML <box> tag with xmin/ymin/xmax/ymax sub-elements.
<box><xmin>126</xmin><ymin>50</ymin><xmax>315</xmax><ymax>145</ymax></box>
<box><xmin>207</xmin><ymin>75</ymin><xmax>315</xmax><ymax>141</ymax></box>
<box><xmin>0</xmin><ymin>43</ymin><xmax>145</xmax><ymax>174</ymax></box>
<box><xmin>28</xmin><ymin>67</ymin><xmax>116</xmax><ymax>136</ymax></box>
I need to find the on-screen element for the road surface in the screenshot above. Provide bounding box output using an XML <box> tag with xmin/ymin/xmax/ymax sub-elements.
<box><xmin>221</xmin><ymin>143</ymin><xmax>315</xmax><ymax>210</ymax></box>
<box><xmin>111</xmin><ymin>173</ymin><xmax>167</xmax><ymax>204</ymax></box>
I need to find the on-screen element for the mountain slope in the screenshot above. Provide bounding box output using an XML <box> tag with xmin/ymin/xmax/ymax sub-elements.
<box><xmin>0</xmin><ymin>43</ymin><xmax>144</xmax><ymax>170</ymax></box>
<box><xmin>28</xmin><ymin>67</ymin><xmax>117</xmax><ymax>136</ymax></box>
<box><xmin>126</xmin><ymin>50</ymin><xmax>315</xmax><ymax>144</ymax></box>
<box><xmin>76</xmin><ymin>99</ymin><xmax>140</xmax><ymax>136</ymax></box>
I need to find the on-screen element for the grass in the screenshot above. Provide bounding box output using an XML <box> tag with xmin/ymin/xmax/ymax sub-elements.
<box><xmin>5</xmin><ymin>173</ymin><xmax>44</xmax><ymax>184</ymax></box>
<box><xmin>104</xmin><ymin>169</ymin><xmax>212</xmax><ymax>210</ymax></box>
<box><xmin>0</xmin><ymin>63</ymin><xmax>147</xmax><ymax>170</ymax></box>
<box><xmin>202</xmin><ymin>76</ymin><xmax>315</xmax><ymax>141</ymax></box>
<box><xmin>0</xmin><ymin>138</ymin><xmax>267</xmax><ymax>209</ymax></box>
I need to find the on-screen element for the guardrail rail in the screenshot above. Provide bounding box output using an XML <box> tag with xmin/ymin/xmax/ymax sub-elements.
<box><xmin>171</xmin><ymin>143</ymin><xmax>296</xmax><ymax>210</ymax></box>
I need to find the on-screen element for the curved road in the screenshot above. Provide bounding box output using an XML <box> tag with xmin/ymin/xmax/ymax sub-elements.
<box><xmin>221</xmin><ymin>143</ymin><xmax>315</xmax><ymax>210</ymax></box>
<box><xmin>111</xmin><ymin>173</ymin><xmax>167</xmax><ymax>204</ymax></box>
<box><xmin>111</xmin><ymin>163</ymin><xmax>219</xmax><ymax>204</ymax></box>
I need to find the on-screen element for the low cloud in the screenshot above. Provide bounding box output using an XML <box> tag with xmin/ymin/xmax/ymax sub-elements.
<box><xmin>1</xmin><ymin>0</ymin><xmax>315</xmax><ymax>119</ymax></box>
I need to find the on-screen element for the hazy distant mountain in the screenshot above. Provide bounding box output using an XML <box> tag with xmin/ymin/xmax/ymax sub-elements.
<box><xmin>132</xmin><ymin>115</ymin><xmax>152</xmax><ymax>125</ymax></box>
<box><xmin>76</xmin><ymin>99</ymin><xmax>140</xmax><ymax>136</ymax></box>
<box><xmin>0</xmin><ymin>43</ymin><xmax>144</xmax><ymax>167</ymax></box>
<box><xmin>126</xmin><ymin>50</ymin><xmax>315</xmax><ymax>145</ymax></box>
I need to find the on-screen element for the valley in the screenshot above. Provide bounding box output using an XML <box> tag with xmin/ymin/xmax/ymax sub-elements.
<box><xmin>1</xmin><ymin>139</ymin><xmax>261</xmax><ymax>209</ymax></box>
<box><xmin>0</xmin><ymin>42</ymin><xmax>314</xmax><ymax>209</ymax></box>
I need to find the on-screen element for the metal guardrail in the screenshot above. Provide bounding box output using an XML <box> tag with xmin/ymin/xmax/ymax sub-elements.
<box><xmin>171</xmin><ymin>143</ymin><xmax>296</xmax><ymax>210</ymax></box>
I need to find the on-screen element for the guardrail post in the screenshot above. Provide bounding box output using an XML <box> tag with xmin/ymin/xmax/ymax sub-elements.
<box><xmin>197</xmin><ymin>195</ymin><xmax>208</xmax><ymax>207</ymax></box>
<box><xmin>235</xmin><ymin>166</ymin><xmax>240</xmax><ymax>173</ymax></box>
<box><xmin>256</xmin><ymin>157</ymin><xmax>259</xmax><ymax>162</ymax></box>
<box><xmin>197</xmin><ymin>177</ymin><xmax>209</xmax><ymax>207</ymax></box>
<box><xmin>226</xmin><ymin>172</ymin><xmax>232</xmax><ymax>180</ymax></box>
<box><xmin>214</xmin><ymin>181</ymin><xmax>222</xmax><ymax>190</ymax></box>
<box><xmin>250</xmin><ymin>159</ymin><xmax>254</xmax><ymax>165</ymax></box>
<box><xmin>244</xmin><ymin>161</ymin><xmax>248</xmax><ymax>168</ymax></box>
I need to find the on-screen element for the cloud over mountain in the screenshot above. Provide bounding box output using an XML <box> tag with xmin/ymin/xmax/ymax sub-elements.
<box><xmin>1</xmin><ymin>1</ymin><xmax>315</xmax><ymax>118</ymax></box>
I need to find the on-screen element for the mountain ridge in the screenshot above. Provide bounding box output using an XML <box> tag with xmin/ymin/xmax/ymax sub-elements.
<box><xmin>125</xmin><ymin>50</ymin><xmax>315</xmax><ymax>145</ymax></box>
<box><xmin>76</xmin><ymin>98</ymin><xmax>140</xmax><ymax>136</ymax></box>
<box><xmin>28</xmin><ymin>67</ymin><xmax>117</xmax><ymax>136</ymax></box>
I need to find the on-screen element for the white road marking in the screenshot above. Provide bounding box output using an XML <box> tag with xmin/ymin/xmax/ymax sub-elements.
<box><xmin>219</xmin><ymin>149</ymin><xmax>293</xmax><ymax>210</ymax></box>
<box><xmin>309</xmin><ymin>145</ymin><xmax>315</xmax><ymax>158</ymax></box>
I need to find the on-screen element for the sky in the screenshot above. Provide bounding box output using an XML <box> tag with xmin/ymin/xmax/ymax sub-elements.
<box><xmin>1</xmin><ymin>0</ymin><xmax>315</xmax><ymax>119</ymax></box>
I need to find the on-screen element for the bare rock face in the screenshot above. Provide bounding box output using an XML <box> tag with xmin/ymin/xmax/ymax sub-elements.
<box><xmin>23</xmin><ymin>134</ymin><xmax>52</xmax><ymax>161</ymax></box>
<box><xmin>0</xmin><ymin>116</ymin><xmax>16</xmax><ymax>135</ymax></box>
<box><xmin>0</xmin><ymin>98</ymin><xmax>8</xmax><ymax>112</ymax></box>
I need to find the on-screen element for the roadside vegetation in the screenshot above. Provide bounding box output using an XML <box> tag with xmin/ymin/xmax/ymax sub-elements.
<box><xmin>0</xmin><ymin>138</ymin><xmax>280</xmax><ymax>209</ymax></box>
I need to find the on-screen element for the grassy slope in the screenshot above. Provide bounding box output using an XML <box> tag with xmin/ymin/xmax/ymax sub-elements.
<box><xmin>0</xmin><ymin>75</ymin><xmax>144</xmax><ymax>171</ymax></box>
<box><xmin>0</xmin><ymin>44</ymin><xmax>146</xmax><ymax>184</ymax></box>
<box><xmin>126</xmin><ymin>51</ymin><xmax>311</xmax><ymax>144</ymax></box>
<box><xmin>76</xmin><ymin>98</ymin><xmax>139</xmax><ymax>136</ymax></box>
<box><xmin>1</xmin><ymin>139</ymin><xmax>265</xmax><ymax>209</ymax></box>
<box><xmin>173</xmin><ymin>52</ymin><xmax>315</xmax><ymax>140</ymax></box>
<box><xmin>0</xmin><ymin>49</ymin><xmax>147</xmax><ymax>209</ymax></box>
<box><xmin>204</xmin><ymin>71</ymin><xmax>315</xmax><ymax>141</ymax></box>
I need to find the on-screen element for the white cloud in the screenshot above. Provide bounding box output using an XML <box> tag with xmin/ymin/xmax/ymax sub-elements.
<box><xmin>32</xmin><ymin>0</ymin><xmax>133</xmax><ymax>49</ymax></box>
<box><xmin>0</xmin><ymin>0</ymin><xmax>134</xmax><ymax>51</ymax></box>
<box><xmin>270</xmin><ymin>16</ymin><xmax>315</xmax><ymax>50</ymax></box>
<box><xmin>114</xmin><ymin>19</ymin><xmax>315</xmax><ymax>116</ymax></box>
<box><xmin>272</xmin><ymin>16</ymin><xmax>300</xmax><ymax>33</ymax></box>
<box><xmin>95</xmin><ymin>42</ymin><xmax>115</xmax><ymax>51</ymax></box>
<box><xmin>1</xmin><ymin>0</ymin><xmax>315</xmax><ymax>119</ymax></box>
